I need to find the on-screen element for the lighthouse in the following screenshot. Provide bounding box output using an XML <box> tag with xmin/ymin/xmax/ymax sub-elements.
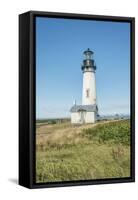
<box><xmin>70</xmin><ymin>48</ymin><xmax>98</xmax><ymax>124</ymax></box>
<box><xmin>82</xmin><ymin>48</ymin><xmax>96</xmax><ymax>105</ymax></box>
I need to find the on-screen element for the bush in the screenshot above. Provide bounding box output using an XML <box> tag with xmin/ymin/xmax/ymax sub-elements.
<box><xmin>82</xmin><ymin>120</ymin><xmax>130</xmax><ymax>145</ymax></box>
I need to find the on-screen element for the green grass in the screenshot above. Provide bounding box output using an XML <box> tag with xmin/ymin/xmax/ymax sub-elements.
<box><xmin>82</xmin><ymin>120</ymin><xmax>130</xmax><ymax>145</ymax></box>
<box><xmin>36</xmin><ymin>120</ymin><xmax>131</xmax><ymax>183</ymax></box>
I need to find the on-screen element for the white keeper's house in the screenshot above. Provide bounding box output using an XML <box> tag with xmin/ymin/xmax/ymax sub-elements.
<box><xmin>70</xmin><ymin>48</ymin><xmax>98</xmax><ymax>124</ymax></box>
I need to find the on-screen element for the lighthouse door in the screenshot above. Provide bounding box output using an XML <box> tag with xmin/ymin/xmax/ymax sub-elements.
<box><xmin>79</xmin><ymin>110</ymin><xmax>86</xmax><ymax>124</ymax></box>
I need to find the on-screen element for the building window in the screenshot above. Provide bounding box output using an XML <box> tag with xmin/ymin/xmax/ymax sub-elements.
<box><xmin>86</xmin><ymin>89</ymin><xmax>90</xmax><ymax>98</ymax></box>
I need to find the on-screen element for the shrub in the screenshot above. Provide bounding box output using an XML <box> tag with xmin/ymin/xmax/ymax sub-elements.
<box><xmin>82</xmin><ymin>120</ymin><xmax>130</xmax><ymax>145</ymax></box>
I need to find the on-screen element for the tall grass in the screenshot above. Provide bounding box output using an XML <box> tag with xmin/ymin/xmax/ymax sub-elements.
<box><xmin>36</xmin><ymin>120</ymin><xmax>131</xmax><ymax>183</ymax></box>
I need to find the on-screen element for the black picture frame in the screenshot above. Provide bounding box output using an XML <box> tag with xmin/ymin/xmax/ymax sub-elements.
<box><xmin>19</xmin><ymin>10</ymin><xmax>135</xmax><ymax>189</ymax></box>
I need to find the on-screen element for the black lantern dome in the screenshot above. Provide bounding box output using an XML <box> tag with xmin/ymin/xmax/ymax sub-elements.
<box><xmin>81</xmin><ymin>48</ymin><xmax>96</xmax><ymax>72</ymax></box>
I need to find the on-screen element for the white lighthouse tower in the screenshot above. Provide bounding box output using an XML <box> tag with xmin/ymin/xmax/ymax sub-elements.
<box><xmin>82</xmin><ymin>48</ymin><xmax>97</xmax><ymax>105</ymax></box>
<box><xmin>70</xmin><ymin>48</ymin><xmax>98</xmax><ymax>124</ymax></box>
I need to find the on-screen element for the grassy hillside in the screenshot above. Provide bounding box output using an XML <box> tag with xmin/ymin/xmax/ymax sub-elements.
<box><xmin>36</xmin><ymin>119</ymin><xmax>130</xmax><ymax>183</ymax></box>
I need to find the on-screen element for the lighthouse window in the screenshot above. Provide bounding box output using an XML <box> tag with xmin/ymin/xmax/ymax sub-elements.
<box><xmin>86</xmin><ymin>54</ymin><xmax>90</xmax><ymax>60</ymax></box>
<box><xmin>86</xmin><ymin>89</ymin><xmax>90</xmax><ymax>98</ymax></box>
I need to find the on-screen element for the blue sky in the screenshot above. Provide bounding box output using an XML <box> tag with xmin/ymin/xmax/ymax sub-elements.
<box><xmin>36</xmin><ymin>17</ymin><xmax>130</xmax><ymax>119</ymax></box>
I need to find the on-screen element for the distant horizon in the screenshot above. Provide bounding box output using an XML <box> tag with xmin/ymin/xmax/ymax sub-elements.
<box><xmin>36</xmin><ymin>17</ymin><xmax>130</xmax><ymax>119</ymax></box>
<box><xmin>36</xmin><ymin>113</ymin><xmax>130</xmax><ymax>120</ymax></box>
